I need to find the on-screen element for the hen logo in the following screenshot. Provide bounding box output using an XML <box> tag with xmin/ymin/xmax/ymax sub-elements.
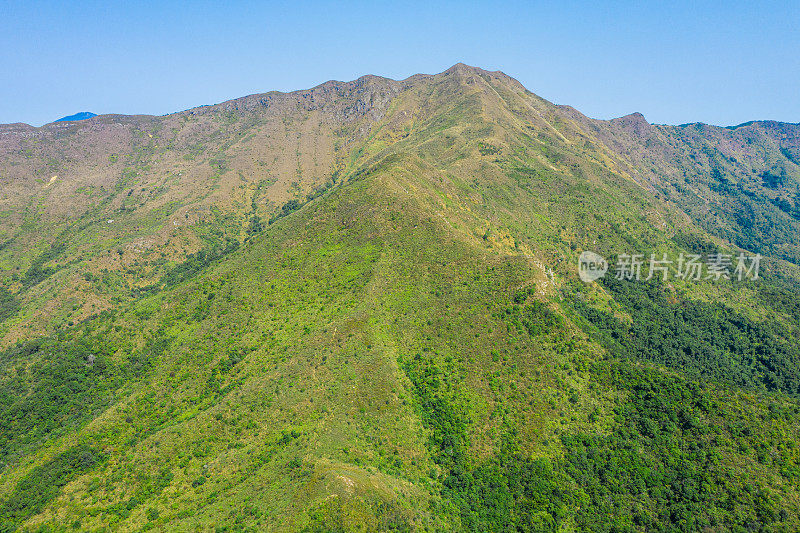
<box><xmin>578</xmin><ymin>251</ymin><xmax>608</xmax><ymax>282</ymax></box>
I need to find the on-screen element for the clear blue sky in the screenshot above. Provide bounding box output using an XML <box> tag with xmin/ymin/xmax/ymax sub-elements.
<box><xmin>1</xmin><ymin>0</ymin><xmax>798</xmax><ymax>127</ymax></box>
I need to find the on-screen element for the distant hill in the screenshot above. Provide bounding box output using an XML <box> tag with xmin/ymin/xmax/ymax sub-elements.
<box><xmin>54</xmin><ymin>111</ymin><xmax>96</xmax><ymax>122</ymax></box>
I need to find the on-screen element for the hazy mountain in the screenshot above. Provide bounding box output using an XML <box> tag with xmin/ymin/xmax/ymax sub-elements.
<box><xmin>53</xmin><ymin>111</ymin><xmax>97</xmax><ymax>123</ymax></box>
<box><xmin>0</xmin><ymin>64</ymin><xmax>798</xmax><ymax>531</ymax></box>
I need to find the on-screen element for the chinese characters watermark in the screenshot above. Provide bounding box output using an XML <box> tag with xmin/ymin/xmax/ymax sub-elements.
<box><xmin>579</xmin><ymin>251</ymin><xmax>761</xmax><ymax>283</ymax></box>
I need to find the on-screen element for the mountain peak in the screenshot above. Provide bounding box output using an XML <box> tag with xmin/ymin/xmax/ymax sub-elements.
<box><xmin>444</xmin><ymin>62</ymin><xmax>476</xmax><ymax>73</ymax></box>
<box><xmin>610</xmin><ymin>112</ymin><xmax>654</xmax><ymax>134</ymax></box>
<box><xmin>614</xmin><ymin>112</ymin><xmax>648</xmax><ymax>123</ymax></box>
<box><xmin>442</xmin><ymin>62</ymin><xmax>502</xmax><ymax>77</ymax></box>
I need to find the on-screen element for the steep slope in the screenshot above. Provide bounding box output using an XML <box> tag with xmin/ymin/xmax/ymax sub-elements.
<box><xmin>2</xmin><ymin>65</ymin><xmax>798</xmax><ymax>343</ymax></box>
<box><xmin>567</xmin><ymin>109</ymin><xmax>800</xmax><ymax>263</ymax></box>
<box><xmin>0</xmin><ymin>75</ymin><xmax>401</xmax><ymax>342</ymax></box>
<box><xmin>0</xmin><ymin>64</ymin><xmax>799</xmax><ymax>531</ymax></box>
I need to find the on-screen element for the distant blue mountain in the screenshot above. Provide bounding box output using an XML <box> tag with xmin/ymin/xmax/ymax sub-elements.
<box><xmin>55</xmin><ymin>111</ymin><xmax>97</xmax><ymax>122</ymax></box>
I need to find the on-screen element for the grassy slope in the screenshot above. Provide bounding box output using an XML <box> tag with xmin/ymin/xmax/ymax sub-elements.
<box><xmin>0</xmin><ymin>65</ymin><xmax>798</xmax><ymax>531</ymax></box>
<box><xmin>0</xmin><ymin>77</ymin><xmax>399</xmax><ymax>343</ymax></box>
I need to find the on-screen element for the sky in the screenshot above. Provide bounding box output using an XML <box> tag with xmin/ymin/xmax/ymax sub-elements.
<box><xmin>1</xmin><ymin>1</ymin><xmax>798</xmax><ymax>127</ymax></box>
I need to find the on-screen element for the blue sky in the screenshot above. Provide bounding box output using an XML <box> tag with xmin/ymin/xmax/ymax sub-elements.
<box><xmin>1</xmin><ymin>0</ymin><xmax>798</xmax><ymax>126</ymax></box>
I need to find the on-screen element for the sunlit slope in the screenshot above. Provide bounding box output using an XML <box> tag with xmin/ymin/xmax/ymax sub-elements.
<box><xmin>0</xmin><ymin>164</ymin><xmax>582</xmax><ymax>530</ymax></box>
<box><xmin>0</xmin><ymin>104</ymin><xmax>798</xmax><ymax>531</ymax></box>
<box><xmin>0</xmin><ymin>64</ymin><xmax>799</xmax><ymax>531</ymax></box>
<box><xmin>2</xmin><ymin>64</ymin><xmax>798</xmax><ymax>342</ymax></box>
<box><xmin>0</xmin><ymin>76</ymin><xmax>401</xmax><ymax>342</ymax></box>
<box><xmin>566</xmin><ymin>109</ymin><xmax>800</xmax><ymax>263</ymax></box>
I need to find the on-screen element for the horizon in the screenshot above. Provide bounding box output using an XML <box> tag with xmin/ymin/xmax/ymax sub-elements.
<box><xmin>1</xmin><ymin>1</ymin><xmax>798</xmax><ymax>127</ymax></box>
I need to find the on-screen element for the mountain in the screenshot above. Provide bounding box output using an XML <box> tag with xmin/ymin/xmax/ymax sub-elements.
<box><xmin>53</xmin><ymin>111</ymin><xmax>97</xmax><ymax>122</ymax></box>
<box><xmin>0</xmin><ymin>64</ymin><xmax>798</xmax><ymax>531</ymax></box>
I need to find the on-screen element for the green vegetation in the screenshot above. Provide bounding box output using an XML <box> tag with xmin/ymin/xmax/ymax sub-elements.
<box><xmin>0</xmin><ymin>445</ymin><xmax>104</xmax><ymax>530</ymax></box>
<box><xmin>402</xmin><ymin>290</ymin><xmax>800</xmax><ymax>531</ymax></box>
<box><xmin>444</xmin><ymin>452</ymin><xmax>568</xmax><ymax>532</ymax></box>
<box><xmin>0</xmin><ymin>336</ymin><xmax>123</xmax><ymax>465</ymax></box>
<box><xmin>21</xmin><ymin>242</ymin><xmax>66</xmax><ymax>288</ymax></box>
<box><xmin>0</xmin><ymin>64</ymin><xmax>798</xmax><ymax>530</ymax></box>
<box><xmin>574</xmin><ymin>278</ymin><xmax>800</xmax><ymax>395</ymax></box>
<box><xmin>152</xmin><ymin>238</ymin><xmax>239</xmax><ymax>290</ymax></box>
<box><xmin>0</xmin><ymin>289</ymin><xmax>18</xmax><ymax>324</ymax></box>
<box><xmin>559</xmin><ymin>361</ymin><xmax>799</xmax><ymax>531</ymax></box>
<box><xmin>675</xmin><ymin>161</ymin><xmax>800</xmax><ymax>264</ymax></box>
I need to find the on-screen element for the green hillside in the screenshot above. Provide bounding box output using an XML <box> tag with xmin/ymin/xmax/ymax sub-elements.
<box><xmin>0</xmin><ymin>64</ymin><xmax>799</xmax><ymax>531</ymax></box>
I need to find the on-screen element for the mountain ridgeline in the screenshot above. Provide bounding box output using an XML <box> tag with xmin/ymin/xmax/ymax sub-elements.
<box><xmin>0</xmin><ymin>64</ymin><xmax>799</xmax><ymax>531</ymax></box>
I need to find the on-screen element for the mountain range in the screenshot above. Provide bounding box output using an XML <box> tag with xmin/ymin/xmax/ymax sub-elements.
<box><xmin>0</xmin><ymin>63</ymin><xmax>798</xmax><ymax>531</ymax></box>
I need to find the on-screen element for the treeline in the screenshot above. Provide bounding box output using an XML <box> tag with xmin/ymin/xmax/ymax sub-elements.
<box><xmin>135</xmin><ymin>238</ymin><xmax>240</xmax><ymax>297</ymax></box>
<box><xmin>21</xmin><ymin>242</ymin><xmax>66</xmax><ymax>288</ymax></box>
<box><xmin>159</xmin><ymin>238</ymin><xmax>239</xmax><ymax>288</ymax></box>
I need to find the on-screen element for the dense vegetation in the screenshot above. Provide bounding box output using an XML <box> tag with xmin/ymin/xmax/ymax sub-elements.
<box><xmin>21</xmin><ymin>242</ymin><xmax>66</xmax><ymax>289</ymax></box>
<box><xmin>680</xmin><ymin>163</ymin><xmax>800</xmax><ymax>264</ymax></box>
<box><xmin>574</xmin><ymin>277</ymin><xmax>800</xmax><ymax>395</ymax></box>
<box><xmin>0</xmin><ymin>289</ymin><xmax>18</xmax><ymax>324</ymax></box>
<box><xmin>0</xmin><ymin>64</ymin><xmax>799</xmax><ymax>530</ymax></box>
<box><xmin>441</xmin><ymin>363</ymin><xmax>800</xmax><ymax>531</ymax></box>
<box><xmin>0</xmin><ymin>445</ymin><xmax>104</xmax><ymax>530</ymax></box>
<box><xmin>559</xmin><ymin>360</ymin><xmax>799</xmax><ymax>531</ymax></box>
<box><xmin>0</xmin><ymin>337</ymin><xmax>118</xmax><ymax>466</ymax></box>
<box><xmin>402</xmin><ymin>295</ymin><xmax>800</xmax><ymax>531</ymax></box>
<box><xmin>146</xmin><ymin>238</ymin><xmax>240</xmax><ymax>291</ymax></box>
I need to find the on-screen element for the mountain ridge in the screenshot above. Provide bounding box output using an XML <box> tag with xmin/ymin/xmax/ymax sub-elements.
<box><xmin>0</xmin><ymin>63</ymin><xmax>799</xmax><ymax>531</ymax></box>
<box><xmin>2</xmin><ymin>63</ymin><xmax>800</xmax><ymax>341</ymax></box>
<box><xmin>5</xmin><ymin>64</ymin><xmax>797</xmax><ymax>130</ymax></box>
